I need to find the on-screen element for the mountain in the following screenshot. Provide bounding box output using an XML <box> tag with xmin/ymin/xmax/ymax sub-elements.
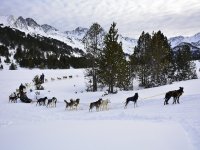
<box><xmin>65</xmin><ymin>27</ymin><xmax>89</xmax><ymax>39</ymax></box>
<box><xmin>41</xmin><ymin>24</ymin><xmax>58</xmax><ymax>33</ymax></box>
<box><xmin>0</xmin><ymin>15</ymin><xmax>200</xmax><ymax>59</ymax></box>
<box><xmin>169</xmin><ymin>33</ymin><xmax>200</xmax><ymax>48</ymax></box>
<box><xmin>14</xmin><ymin>16</ymin><xmax>28</xmax><ymax>30</ymax></box>
<box><xmin>26</xmin><ymin>18</ymin><xmax>40</xmax><ymax>29</ymax></box>
<box><xmin>169</xmin><ymin>33</ymin><xmax>200</xmax><ymax>59</ymax></box>
<box><xmin>0</xmin><ymin>15</ymin><xmax>137</xmax><ymax>54</ymax></box>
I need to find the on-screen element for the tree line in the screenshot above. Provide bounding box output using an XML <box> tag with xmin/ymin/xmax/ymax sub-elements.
<box><xmin>83</xmin><ymin>23</ymin><xmax>197</xmax><ymax>92</ymax></box>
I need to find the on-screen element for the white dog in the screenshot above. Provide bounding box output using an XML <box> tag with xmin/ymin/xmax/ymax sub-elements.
<box><xmin>100</xmin><ymin>99</ymin><xmax>111</xmax><ymax>111</ymax></box>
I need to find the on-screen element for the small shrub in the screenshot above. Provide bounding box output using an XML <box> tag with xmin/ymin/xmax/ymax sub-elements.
<box><xmin>9</xmin><ymin>63</ymin><xmax>17</xmax><ymax>70</ymax></box>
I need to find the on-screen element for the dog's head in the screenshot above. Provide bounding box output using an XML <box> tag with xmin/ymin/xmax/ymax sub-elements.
<box><xmin>76</xmin><ymin>98</ymin><xmax>80</xmax><ymax>103</ymax></box>
<box><xmin>179</xmin><ymin>87</ymin><xmax>184</xmax><ymax>93</ymax></box>
<box><xmin>52</xmin><ymin>97</ymin><xmax>57</xmax><ymax>100</ymax></box>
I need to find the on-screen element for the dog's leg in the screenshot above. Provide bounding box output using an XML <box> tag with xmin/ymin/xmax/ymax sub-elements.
<box><xmin>173</xmin><ymin>97</ymin><xmax>176</xmax><ymax>104</ymax></box>
<box><xmin>124</xmin><ymin>100</ymin><xmax>128</xmax><ymax>109</ymax></box>
<box><xmin>177</xmin><ymin>97</ymin><xmax>180</xmax><ymax>104</ymax></box>
<box><xmin>55</xmin><ymin>101</ymin><xmax>57</xmax><ymax>107</ymax></box>
<box><xmin>106</xmin><ymin>104</ymin><xmax>108</xmax><ymax>110</ymax></box>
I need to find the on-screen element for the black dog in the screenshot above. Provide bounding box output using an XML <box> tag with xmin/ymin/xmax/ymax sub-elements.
<box><xmin>64</xmin><ymin>99</ymin><xmax>80</xmax><ymax>110</ymax></box>
<box><xmin>89</xmin><ymin>98</ymin><xmax>102</xmax><ymax>112</ymax></box>
<box><xmin>124</xmin><ymin>93</ymin><xmax>139</xmax><ymax>109</ymax></box>
<box><xmin>36</xmin><ymin>97</ymin><xmax>48</xmax><ymax>106</ymax></box>
<box><xmin>164</xmin><ymin>87</ymin><xmax>184</xmax><ymax>105</ymax></box>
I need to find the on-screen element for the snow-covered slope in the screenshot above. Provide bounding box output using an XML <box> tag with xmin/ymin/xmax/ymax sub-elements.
<box><xmin>0</xmin><ymin>61</ymin><xmax>200</xmax><ymax>150</ymax></box>
<box><xmin>0</xmin><ymin>15</ymin><xmax>85</xmax><ymax>51</ymax></box>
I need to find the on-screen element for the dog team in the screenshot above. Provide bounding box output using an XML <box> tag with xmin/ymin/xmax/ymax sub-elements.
<box><xmin>9</xmin><ymin>87</ymin><xmax>184</xmax><ymax>111</ymax></box>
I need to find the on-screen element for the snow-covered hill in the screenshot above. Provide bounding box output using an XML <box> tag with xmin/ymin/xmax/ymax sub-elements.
<box><xmin>0</xmin><ymin>61</ymin><xmax>200</xmax><ymax>150</ymax></box>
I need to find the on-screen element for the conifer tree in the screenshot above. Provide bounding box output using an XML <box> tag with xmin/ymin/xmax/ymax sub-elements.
<box><xmin>130</xmin><ymin>31</ymin><xmax>152</xmax><ymax>87</ymax></box>
<box><xmin>9</xmin><ymin>63</ymin><xmax>17</xmax><ymax>70</ymax></box>
<box><xmin>175</xmin><ymin>45</ymin><xmax>197</xmax><ymax>81</ymax></box>
<box><xmin>82</xmin><ymin>23</ymin><xmax>104</xmax><ymax>91</ymax></box>
<box><xmin>98</xmin><ymin>22</ymin><xmax>130</xmax><ymax>93</ymax></box>
<box><xmin>150</xmin><ymin>31</ymin><xmax>173</xmax><ymax>86</ymax></box>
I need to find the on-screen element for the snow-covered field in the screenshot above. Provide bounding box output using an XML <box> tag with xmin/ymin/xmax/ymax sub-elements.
<box><xmin>0</xmin><ymin>61</ymin><xmax>200</xmax><ymax>150</ymax></box>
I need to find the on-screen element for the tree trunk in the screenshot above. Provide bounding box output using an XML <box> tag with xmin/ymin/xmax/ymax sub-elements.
<box><xmin>93</xmin><ymin>73</ymin><xmax>97</xmax><ymax>92</ymax></box>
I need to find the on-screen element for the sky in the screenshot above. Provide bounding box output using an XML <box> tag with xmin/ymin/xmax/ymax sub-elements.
<box><xmin>0</xmin><ymin>0</ymin><xmax>200</xmax><ymax>38</ymax></box>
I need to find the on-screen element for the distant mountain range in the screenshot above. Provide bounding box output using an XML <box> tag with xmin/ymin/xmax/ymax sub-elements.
<box><xmin>0</xmin><ymin>15</ymin><xmax>200</xmax><ymax>55</ymax></box>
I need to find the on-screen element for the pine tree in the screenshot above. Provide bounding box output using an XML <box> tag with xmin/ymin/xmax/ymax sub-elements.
<box><xmin>150</xmin><ymin>31</ymin><xmax>173</xmax><ymax>87</ymax></box>
<box><xmin>82</xmin><ymin>23</ymin><xmax>104</xmax><ymax>91</ymax></box>
<box><xmin>130</xmin><ymin>31</ymin><xmax>152</xmax><ymax>87</ymax></box>
<box><xmin>98</xmin><ymin>22</ymin><xmax>130</xmax><ymax>93</ymax></box>
<box><xmin>175</xmin><ymin>45</ymin><xmax>197</xmax><ymax>81</ymax></box>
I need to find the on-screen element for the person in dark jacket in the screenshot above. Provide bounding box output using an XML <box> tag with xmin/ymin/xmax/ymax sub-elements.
<box><xmin>20</xmin><ymin>92</ymin><xmax>32</xmax><ymax>103</ymax></box>
<box><xmin>19</xmin><ymin>83</ymin><xmax>25</xmax><ymax>97</ymax></box>
<box><xmin>40</xmin><ymin>73</ymin><xmax>45</xmax><ymax>83</ymax></box>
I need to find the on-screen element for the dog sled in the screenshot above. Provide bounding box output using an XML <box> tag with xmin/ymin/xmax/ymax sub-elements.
<box><xmin>20</xmin><ymin>94</ymin><xmax>32</xmax><ymax>103</ymax></box>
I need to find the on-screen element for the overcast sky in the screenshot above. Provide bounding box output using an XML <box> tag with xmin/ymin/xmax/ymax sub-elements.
<box><xmin>0</xmin><ymin>0</ymin><xmax>200</xmax><ymax>38</ymax></box>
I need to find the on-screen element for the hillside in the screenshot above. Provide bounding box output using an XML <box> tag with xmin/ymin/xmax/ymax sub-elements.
<box><xmin>0</xmin><ymin>15</ymin><xmax>137</xmax><ymax>54</ymax></box>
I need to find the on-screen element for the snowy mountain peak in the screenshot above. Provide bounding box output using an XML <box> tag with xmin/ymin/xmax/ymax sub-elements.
<box><xmin>7</xmin><ymin>15</ymin><xmax>16</xmax><ymax>26</ymax></box>
<box><xmin>65</xmin><ymin>27</ymin><xmax>88</xmax><ymax>36</ymax></box>
<box><xmin>25</xmin><ymin>18</ymin><xmax>40</xmax><ymax>29</ymax></box>
<box><xmin>64</xmin><ymin>27</ymin><xmax>89</xmax><ymax>42</ymax></box>
<box><xmin>74</xmin><ymin>27</ymin><xmax>88</xmax><ymax>34</ymax></box>
<box><xmin>0</xmin><ymin>15</ymin><xmax>16</xmax><ymax>26</ymax></box>
<box><xmin>41</xmin><ymin>24</ymin><xmax>58</xmax><ymax>33</ymax></box>
<box><xmin>14</xmin><ymin>16</ymin><xmax>28</xmax><ymax>30</ymax></box>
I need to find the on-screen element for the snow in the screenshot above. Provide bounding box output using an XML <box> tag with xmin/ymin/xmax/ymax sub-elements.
<box><xmin>0</xmin><ymin>121</ymin><xmax>192</xmax><ymax>150</ymax></box>
<box><xmin>0</xmin><ymin>61</ymin><xmax>200</xmax><ymax>150</ymax></box>
<box><xmin>1</xmin><ymin>15</ymin><xmax>200</xmax><ymax>149</ymax></box>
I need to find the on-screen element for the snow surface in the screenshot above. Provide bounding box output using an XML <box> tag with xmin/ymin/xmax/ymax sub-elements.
<box><xmin>0</xmin><ymin>61</ymin><xmax>200</xmax><ymax>150</ymax></box>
